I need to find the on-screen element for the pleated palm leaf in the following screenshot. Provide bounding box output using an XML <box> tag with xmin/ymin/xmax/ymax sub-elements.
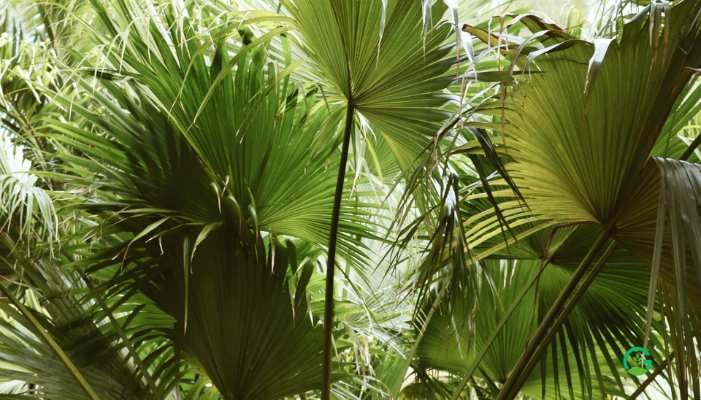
<box><xmin>0</xmin><ymin>129</ymin><xmax>183</xmax><ymax>399</ymax></box>
<box><xmin>641</xmin><ymin>158</ymin><xmax>701</xmax><ymax>397</ymax></box>
<box><xmin>1</xmin><ymin>16</ymin><xmax>183</xmax><ymax>396</ymax></box>
<box><xmin>0</xmin><ymin>253</ymin><xmax>180</xmax><ymax>400</ymax></box>
<box><xmin>284</xmin><ymin>3</ymin><xmax>457</xmax><ymax>393</ymax></box>
<box><xmin>460</xmin><ymin>1</ymin><xmax>701</xmax><ymax>397</ymax></box>
<box><xmin>48</xmin><ymin>0</ymin><xmax>376</xmax><ymax>397</ymax></box>
<box><xmin>286</xmin><ymin>0</ymin><xmax>455</xmax><ymax>169</ymax></box>
<box><xmin>414</xmin><ymin>230</ymin><xmax>662</xmax><ymax>399</ymax></box>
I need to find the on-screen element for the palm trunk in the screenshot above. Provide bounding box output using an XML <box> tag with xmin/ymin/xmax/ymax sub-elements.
<box><xmin>322</xmin><ymin>102</ymin><xmax>355</xmax><ymax>400</ymax></box>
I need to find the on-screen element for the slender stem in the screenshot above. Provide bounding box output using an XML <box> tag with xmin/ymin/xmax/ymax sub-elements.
<box><xmin>496</xmin><ymin>227</ymin><xmax>614</xmax><ymax>400</ymax></box>
<box><xmin>628</xmin><ymin>353</ymin><xmax>673</xmax><ymax>399</ymax></box>
<box><xmin>450</xmin><ymin>254</ymin><xmax>554</xmax><ymax>400</ymax></box>
<box><xmin>680</xmin><ymin>134</ymin><xmax>701</xmax><ymax>160</ymax></box>
<box><xmin>507</xmin><ymin>240</ymin><xmax>617</xmax><ymax>397</ymax></box>
<box><xmin>0</xmin><ymin>282</ymin><xmax>102</xmax><ymax>400</ymax></box>
<box><xmin>322</xmin><ymin>102</ymin><xmax>354</xmax><ymax>400</ymax></box>
<box><xmin>80</xmin><ymin>273</ymin><xmax>160</xmax><ymax>397</ymax></box>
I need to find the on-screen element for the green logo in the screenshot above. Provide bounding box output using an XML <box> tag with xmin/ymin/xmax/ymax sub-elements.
<box><xmin>623</xmin><ymin>346</ymin><xmax>653</xmax><ymax>376</ymax></box>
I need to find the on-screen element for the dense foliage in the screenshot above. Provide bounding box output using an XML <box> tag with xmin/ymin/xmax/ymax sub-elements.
<box><xmin>0</xmin><ymin>0</ymin><xmax>700</xmax><ymax>399</ymax></box>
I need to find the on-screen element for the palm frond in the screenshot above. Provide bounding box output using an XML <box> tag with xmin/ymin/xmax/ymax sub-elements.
<box><xmin>286</xmin><ymin>0</ymin><xmax>455</xmax><ymax>169</ymax></box>
<box><xmin>0</xmin><ymin>133</ymin><xmax>56</xmax><ymax>242</ymax></box>
<box><xmin>643</xmin><ymin>158</ymin><xmax>701</xmax><ymax>398</ymax></box>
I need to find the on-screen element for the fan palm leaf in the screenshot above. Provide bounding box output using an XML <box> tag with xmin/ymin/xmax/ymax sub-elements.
<box><xmin>45</xmin><ymin>0</ymin><xmax>379</xmax><ymax>397</ymax></box>
<box><xmin>457</xmin><ymin>1</ymin><xmax>701</xmax><ymax>398</ymax></box>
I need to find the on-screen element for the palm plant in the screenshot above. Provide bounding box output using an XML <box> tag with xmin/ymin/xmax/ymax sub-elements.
<box><xmin>0</xmin><ymin>0</ymin><xmax>700</xmax><ymax>399</ymax></box>
<box><xmin>453</xmin><ymin>3</ymin><xmax>701</xmax><ymax>398</ymax></box>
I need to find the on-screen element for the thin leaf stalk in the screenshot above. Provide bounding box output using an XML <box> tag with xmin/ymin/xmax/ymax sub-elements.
<box><xmin>0</xmin><ymin>281</ymin><xmax>102</xmax><ymax>400</ymax></box>
<box><xmin>628</xmin><ymin>353</ymin><xmax>674</xmax><ymax>399</ymax></box>
<box><xmin>80</xmin><ymin>273</ymin><xmax>161</xmax><ymax>397</ymax></box>
<box><xmin>450</xmin><ymin>252</ymin><xmax>556</xmax><ymax>400</ymax></box>
<box><xmin>681</xmin><ymin>133</ymin><xmax>701</xmax><ymax>160</ymax></box>
<box><xmin>508</xmin><ymin>239</ymin><xmax>617</xmax><ymax>397</ymax></box>
<box><xmin>322</xmin><ymin>101</ymin><xmax>355</xmax><ymax>400</ymax></box>
<box><xmin>496</xmin><ymin>227</ymin><xmax>615</xmax><ymax>400</ymax></box>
